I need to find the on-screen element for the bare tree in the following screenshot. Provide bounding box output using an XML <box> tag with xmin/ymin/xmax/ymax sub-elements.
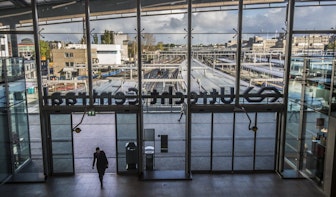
<box><xmin>142</xmin><ymin>33</ymin><xmax>156</xmax><ymax>51</ymax></box>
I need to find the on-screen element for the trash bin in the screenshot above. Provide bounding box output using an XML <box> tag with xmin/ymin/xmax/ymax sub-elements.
<box><xmin>125</xmin><ymin>142</ymin><xmax>137</xmax><ymax>170</ymax></box>
<box><xmin>145</xmin><ymin>146</ymin><xmax>154</xmax><ymax>170</ymax></box>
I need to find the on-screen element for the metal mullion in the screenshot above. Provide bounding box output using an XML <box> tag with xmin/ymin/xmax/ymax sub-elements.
<box><xmin>3</xmin><ymin>58</ymin><xmax>15</xmax><ymax>174</ymax></box>
<box><xmin>70</xmin><ymin>114</ymin><xmax>75</xmax><ymax>174</ymax></box>
<box><xmin>136</xmin><ymin>0</ymin><xmax>143</xmax><ymax>175</ymax></box>
<box><xmin>85</xmin><ymin>0</ymin><xmax>93</xmax><ymax>107</ymax></box>
<box><xmin>210</xmin><ymin>112</ymin><xmax>214</xmax><ymax>171</ymax></box>
<box><xmin>0</xmin><ymin>30</ymin><xmax>34</xmax><ymax>34</ymax></box>
<box><xmin>253</xmin><ymin>112</ymin><xmax>257</xmax><ymax>171</ymax></box>
<box><xmin>232</xmin><ymin>112</ymin><xmax>236</xmax><ymax>172</ymax></box>
<box><xmin>297</xmin><ymin>59</ymin><xmax>309</xmax><ymax>171</ymax></box>
<box><xmin>31</xmin><ymin>0</ymin><xmax>51</xmax><ymax>177</ymax></box>
<box><xmin>293</xmin><ymin>30</ymin><xmax>336</xmax><ymax>34</ymax></box>
<box><xmin>280</xmin><ymin>0</ymin><xmax>295</xmax><ymax>173</ymax></box>
<box><xmin>186</xmin><ymin>0</ymin><xmax>192</xmax><ymax>176</ymax></box>
<box><xmin>235</xmin><ymin>0</ymin><xmax>243</xmax><ymax>106</ymax></box>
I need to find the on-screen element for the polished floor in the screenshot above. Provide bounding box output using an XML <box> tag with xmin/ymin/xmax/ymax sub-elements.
<box><xmin>1</xmin><ymin>173</ymin><xmax>326</xmax><ymax>197</ymax></box>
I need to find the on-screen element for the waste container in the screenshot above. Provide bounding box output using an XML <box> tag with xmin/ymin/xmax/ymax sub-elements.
<box><xmin>145</xmin><ymin>146</ymin><xmax>154</xmax><ymax>170</ymax></box>
<box><xmin>125</xmin><ymin>142</ymin><xmax>137</xmax><ymax>170</ymax></box>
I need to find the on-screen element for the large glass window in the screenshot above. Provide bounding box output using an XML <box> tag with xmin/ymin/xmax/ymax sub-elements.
<box><xmin>213</xmin><ymin>113</ymin><xmax>234</xmax><ymax>171</ymax></box>
<box><xmin>38</xmin><ymin>3</ymin><xmax>86</xmax><ymax>95</ymax></box>
<box><xmin>9</xmin><ymin>79</ymin><xmax>31</xmax><ymax>169</ymax></box>
<box><xmin>191</xmin><ymin>113</ymin><xmax>212</xmax><ymax>171</ymax></box>
<box><xmin>90</xmin><ymin>16</ymin><xmax>137</xmax><ymax>102</ymax></box>
<box><xmin>116</xmin><ymin>113</ymin><xmax>137</xmax><ymax>173</ymax></box>
<box><xmin>0</xmin><ymin>110</ymin><xmax>11</xmax><ymax>182</ymax></box>
<box><xmin>191</xmin><ymin>5</ymin><xmax>238</xmax><ymax>105</ymax></box>
<box><xmin>241</xmin><ymin>6</ymin><xmax>286</xmax><ymax>103</ymax></box>
<box><xmin>50</xmin><ymin>114</ymin><xmax>74</xmax><ymax>174</ymax></box>
<box><xmin>141</xmin><ymin>6</ymin><xmax>188</xmax><ymax>175</ymax></box>
<box><xmin>294</xmin><ymin>3</ymin><xmax>336</xmax><ymax>31</ymax></box>
<box><xmin>0</xmin><ymin>69</ymin><xmax>11</xmax><ymax>182</ymax></box>
<box><xmin>285</xmin><ymin>37</ymin><xmax>333</xmax><ymax>185</ymax></box>
<box><xmin>0</xmin><ymin>57</ymin><xmax>33</xmax><ymax>181</ymax></box>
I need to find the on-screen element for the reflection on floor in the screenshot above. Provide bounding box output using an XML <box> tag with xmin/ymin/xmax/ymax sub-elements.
<box><xmin>2</xmin><ymin>173</ymin><xmax>325</xmax><ymax>197</ymax></box>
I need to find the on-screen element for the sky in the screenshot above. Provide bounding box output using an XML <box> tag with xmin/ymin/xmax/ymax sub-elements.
<box><xmin>36</xmin><ymin>4</ymin><xmax>336</xmax><ymax>45</ymax></box>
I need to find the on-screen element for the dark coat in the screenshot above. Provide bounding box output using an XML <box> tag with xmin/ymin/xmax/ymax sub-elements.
<box><xmin>93</xmin><ymin>151</ymin><xmax>108</xmax><ymax>171</ymax></box>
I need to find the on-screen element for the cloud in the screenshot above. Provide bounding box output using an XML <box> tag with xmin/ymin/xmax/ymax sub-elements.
<box><xmin>192</xmin><ymin>11</ymin><xmax>235</xmax><ymax>32</ymax></box>
<box><xmin>294</xmin><ymin>6</ymin><xmax>336</xmax><ymax>30</ymax></box>
<box><xmin>38</xmin><ymin>5</ymin><xmax>336</xmax><ymax>44</ymax></box>
<box><xmin>243</xmin><ymin>8</ymin><xmax>286</xmax><ymax>33</ymax></box>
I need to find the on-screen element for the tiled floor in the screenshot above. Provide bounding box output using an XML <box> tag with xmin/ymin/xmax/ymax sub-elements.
<box><xmin>1</xmin><ymin>173</ymin><xmax>325</xmax><ymax>197</ymax></box>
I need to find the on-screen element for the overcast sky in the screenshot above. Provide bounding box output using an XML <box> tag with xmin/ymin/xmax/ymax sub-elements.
<box><xmin>37</xmin><ymin>5</ymin><xmax>336</xmax><ymax>45</ymax></box>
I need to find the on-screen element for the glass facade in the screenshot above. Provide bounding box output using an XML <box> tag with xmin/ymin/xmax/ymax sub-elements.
<box><xmin>0</xmin><ymin>0</ymin><xmax>336</xmax><ymax>195</ymax></box>
<box><xmin>0</xmin><ymin>57</ymin><xmax>31</xmax><ymax>182</ymax></box>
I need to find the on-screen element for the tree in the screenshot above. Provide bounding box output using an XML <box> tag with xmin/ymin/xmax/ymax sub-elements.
<box><xmin>128</xmin><ymin>40</ymin><xmax>137</xmax><ymax>61</ymax></box>
<box><xmin>40</xmin><ymin>40</ymin><xmax>50</xmax><ymax>60</ymax></box>
<box><xmin>92</xmin><ymin>33</ymin><xmax>99</xmax><ymax>44</ymax></box>
<box><xmin>142</xmin><ymin>33</ymin><xmax>156</xmax><ymax>51</ymax></box>
<box><xmin>101</xmin><ymin>30</ymin><xmax>114</xmax><ymax>44</ymax></box>
<box><xmin>156</xmin><ymin>42</ymin><xmax>164</xmax><ymax>51</ymax></box>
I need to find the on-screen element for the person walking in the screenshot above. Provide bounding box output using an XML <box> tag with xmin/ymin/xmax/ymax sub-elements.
<box><xmin>92</xmin><ymin>147</ymin><xmax>108</xmax><ymax>188</ymax></box>
<box><xmin>178</xmin><ymin>102</ymin><xmax>187</xmax><ymax>122</ymax></box>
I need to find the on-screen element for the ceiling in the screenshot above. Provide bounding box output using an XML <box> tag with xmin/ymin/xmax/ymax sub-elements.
<box><xmin>0</xmin><ymin>0</ymin><xmax>288</xmax><ymax>25</ymax></box>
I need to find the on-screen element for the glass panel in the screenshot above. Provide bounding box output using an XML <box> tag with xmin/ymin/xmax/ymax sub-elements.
<box><xmin>241</xmin><ymin>7</ymin><xmax>286</xmax><ymax>104</ymax></box>
<box><xmin>294</xmin><ymin>4</ymin><xmax>336</xmax><ymax>31</ymax></box>
<box><xmin>302</xmin><ymin>112</ymin><xmax>328</xmax><ymax>181</ymax></box>
<box><xmin>73</xmin><ymin>113</ymin><xmax>115</xmax><ymax>173</ymax></box>
<box><xmin>285</xmin><ymin>40</ymin><xmax>332</xmax><ymax>181</ymax></box>
<box><xmin>40</xmin><ymin>28</ymin><xmax>87</xmax><ymax>94</ymax></box>
<box><xmin>191</xmin><ymin>7</ymin><xmax>238</xmax><ymax>105</ymax></box>
<box><xmin>27</xmin><ymin>113</ymin><xmax>43</xmax><ymax>173</ymax></box>
<box><xmin>143</xmin><ymin>113</ymin><xmax>185</xmax><ymax>171</ymax></box>
<box><xmin>284</xmin><ymin>55</ymin><xmax>303</xmax><ymax>171</ymax></box>
<box><xmin>5</xmin><ymin>58</ymin><xmax>25</xmax><ymax>81</ymax></box>
<box><xmin>90</xmin><ymin>17</ymin><xmax>137</xmax><ymax>100</ymax></box>
<box><xmin>191</xmin><ymin>113</ymin><xmax>211</xmax><ymax>171</ymax></box>
<box><xmin>141</xmin><ymin>12</ymin><xmax>187</xmax><ymax>107</ymax></box>
<box><xmin>0</xmin><ymin>104</ymin><xmax>11</xmax><ymax>182</ymax></box>
<box><xmin>234</xmin><ymin>112</ymin><xmax>254</xmax><ymax>171</ymax></box>
<box><xmin>10</xmin><ymin>91</ymin><xmax>31</xmax><ymax>169</ymax></box>
<box><xmin>255</xmin><ymin>112</ymin><xmax>276</xmax><ymax>170</ymax></box>
<box><xmin>38</xmin><ymin>4</ymin><xmax>86</xmax><ymax>95</ymax></box>
<box><xmin>116</xmin><ymin>113</ymin><xmax>137</xmax><ymax>173</ymax></box>
<box><xmin>213</xmin><ymin>113</ymin><xmax>233</xmax><ymax>171</ymax></box>
<box><xmin>301</xmin><ymin>57</ymin><xmax>330</xmax><ymax>185</ymax></box>
<box><xmin>331</xmin><ymin>61</ymin><xmax>336</xmax><ymax>117</ymax></box>
<box><xmin>141</xmin><ymin>7</ymin><xmax>187</xmax><ymax>174</ymax></box>
<box><xmin>50</xmin><ymin>114</ymin><xmax>73</xmax><ymax>174</ymax></box>
<box><xmin>1</xmin><ymin>35</ymin><xmax>10</xmax><ymax>58</ymax></box>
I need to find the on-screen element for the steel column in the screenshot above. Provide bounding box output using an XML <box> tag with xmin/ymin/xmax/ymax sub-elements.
<box><xmin>235</xmin><ymin>0</ymin><xmax>243</xmax><ymax>106</ymax></box>
<box><xmin>186</xmin><ymin>0</ymin><xmax>192</xmax><ymax>177</ymax></box>
<box><xmin>136</xmin><ymin>0</ymin><xmax>144</xmax><ymax>175</ymax></box>
<box><xmin>85</xmin><ymin>0</ymin><xmax>93</xmax><ymax>106</ymax></box>
<box><xmin>279</xmin><ymin>0</ymin><xmax>295</xmax><ymax>173</ymax></box>
<box><xmin>32</xmin><ymin>0</ymin><xmax>49</xmax><ymax>177</ymax></box>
